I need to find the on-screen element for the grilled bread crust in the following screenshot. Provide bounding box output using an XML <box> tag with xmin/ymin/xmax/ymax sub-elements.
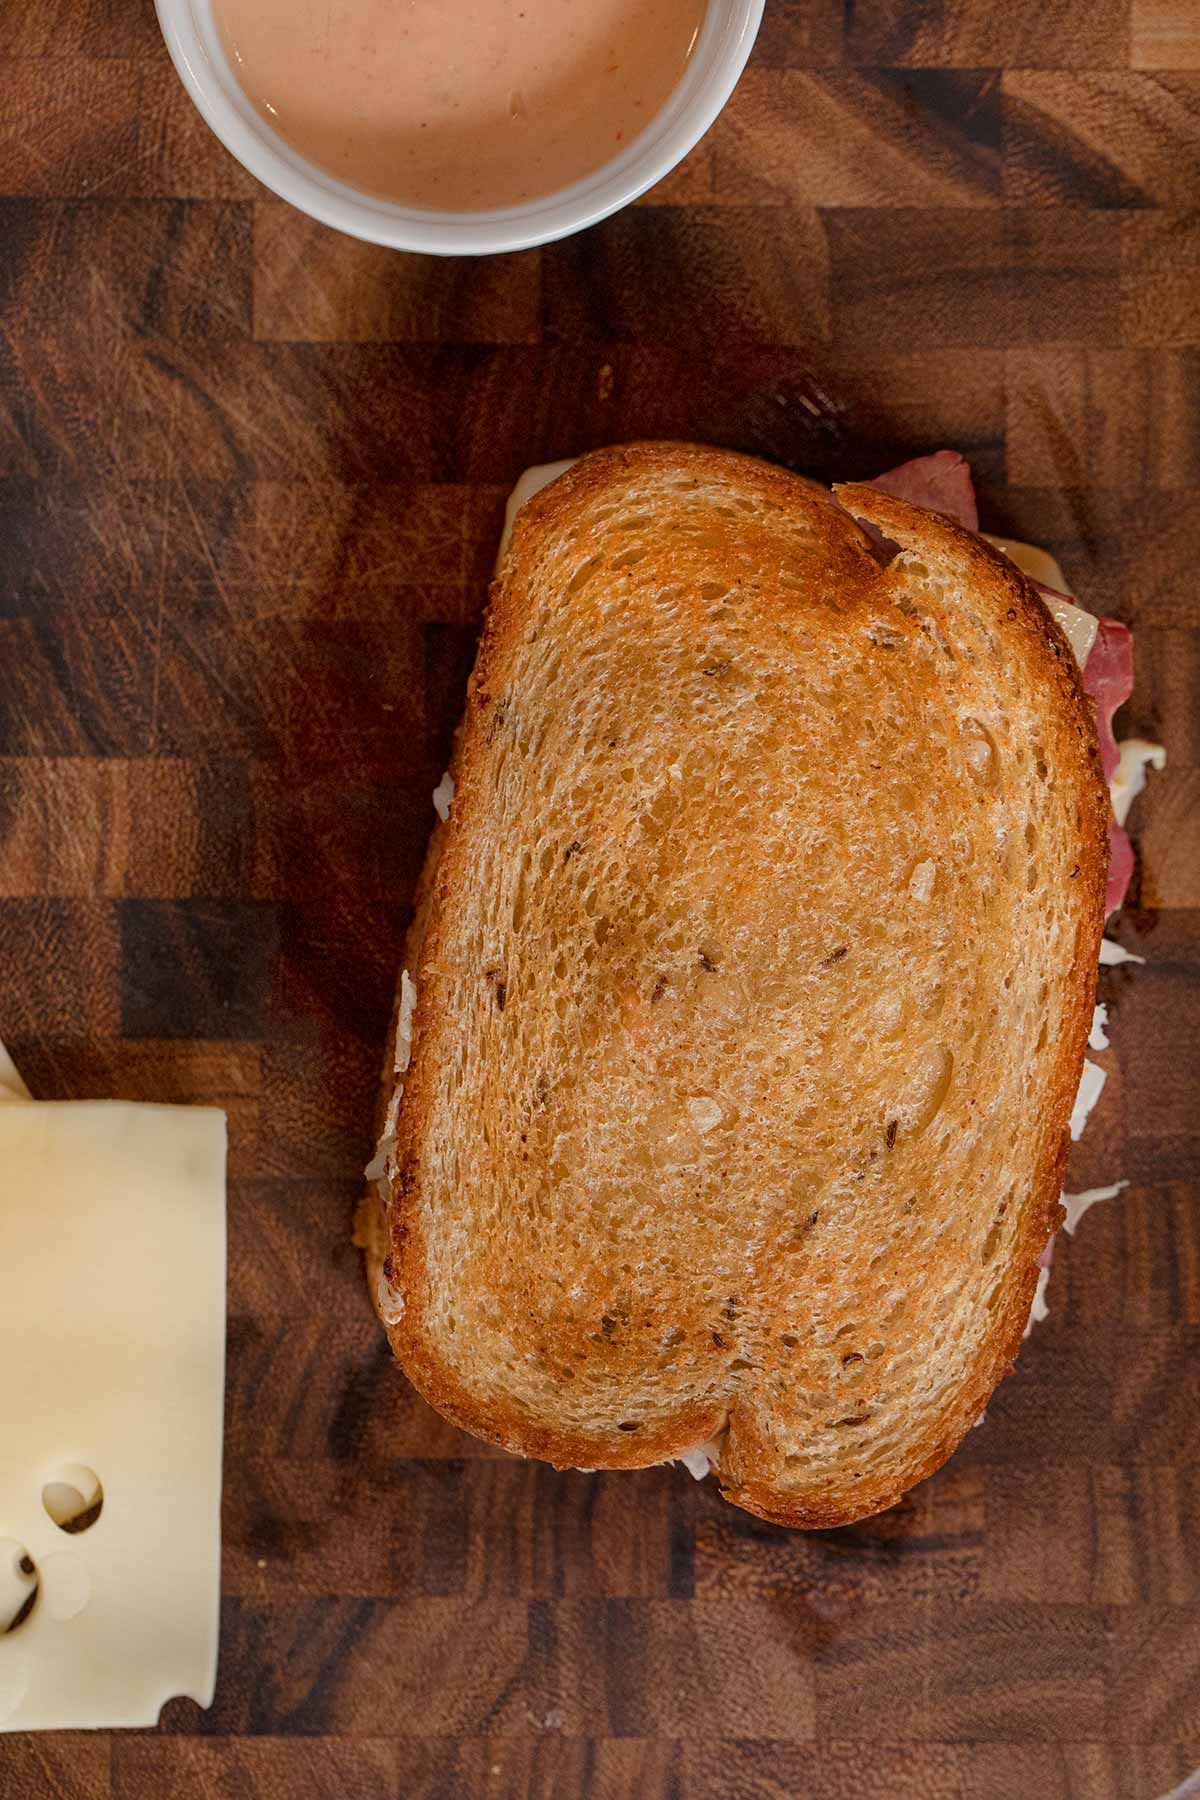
<box><xmin>360</xmin><ymin>443</ymin><xmax>1108</xmax><ymax>1528</ymax></box>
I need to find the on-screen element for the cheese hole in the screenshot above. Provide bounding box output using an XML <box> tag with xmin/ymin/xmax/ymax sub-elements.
<box><xmin>39</xmin><ymin>1549</ymin><xmax>90</xmax><ymax>1623</ymax></box>
<box><xmin>42</xmin><ymin>1465</ymin><xmax>104</xmax><ymax>1534</ymax></box>
<box><xmin>0</xmin><ymin>1541</ymin><xmax>39</xmax><ymax>1635</ymax></box>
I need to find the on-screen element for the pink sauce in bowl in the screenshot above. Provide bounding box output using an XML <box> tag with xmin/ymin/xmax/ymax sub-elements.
<box><xmin>213</xmin><ymin>0</ymin><xmax>707</xmax><ymax>212</ymax></box>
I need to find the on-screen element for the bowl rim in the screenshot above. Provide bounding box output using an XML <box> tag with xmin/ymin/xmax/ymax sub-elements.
<box><xmin>154</xmin><ymin>0</ymin><xmax>765</xmax><ymax>255</ymax></box>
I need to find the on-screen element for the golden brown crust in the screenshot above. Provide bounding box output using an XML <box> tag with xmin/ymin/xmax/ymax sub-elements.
<box><xmin>364</xmin><ymin>442</ymin><xmax>1109</xmax><ymax>1524</ymax></box>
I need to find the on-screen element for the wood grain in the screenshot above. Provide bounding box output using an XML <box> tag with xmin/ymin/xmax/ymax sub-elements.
<box><xmin>1132</xmin><ymin>0</ymin><xmax>1200</xmax><ymax>68</ymax></box>
<box><xmin>2</xmin><ymin>0</ymin><xmax>1199</xmax><ymax>1793</ymax></box>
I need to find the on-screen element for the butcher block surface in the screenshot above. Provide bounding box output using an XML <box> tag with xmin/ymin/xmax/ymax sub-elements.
<box><xmin>1</xmin><ymin>0</ymin><xmax>1199</xmax><ymax>1794</ymax></box>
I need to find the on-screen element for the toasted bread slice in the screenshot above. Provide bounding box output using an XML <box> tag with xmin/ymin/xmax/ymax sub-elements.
<box><xmin>361</xmin><ymin>442</ymin><xmax>1108</xmax><ymax>1528</ymax></box>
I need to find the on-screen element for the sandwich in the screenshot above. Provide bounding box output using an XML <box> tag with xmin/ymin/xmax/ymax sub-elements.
<box><xmin>358</xmin><ymin>441</ymin><xmax>1156</xmax><ymax>1528</ymax></box>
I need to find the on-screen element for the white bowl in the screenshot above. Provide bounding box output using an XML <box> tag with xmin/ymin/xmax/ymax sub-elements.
<box><xmin>154</xmin><ymin>0</ymin><xmax>764</xmax><ymax>256</ymax></box>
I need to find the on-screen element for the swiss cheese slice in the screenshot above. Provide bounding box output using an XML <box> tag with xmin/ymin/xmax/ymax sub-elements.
<box><xmin>0</xmin><ymin>1039</ymin><xmax>29</xmax><ymax>1101</ymax></box>
<box><xmin>497</xmin><ymin>458</ymin><xmax>577</xmax><ymax>567</ymax></box>
<box><xmin>981</xmin><ymin>535</ymin><xmax>1102</xmax><ymax>668</ymax></box>
<box><xmin>0</xmin><ymin>1099</ymin><xmax>225</xmax><ymax>1729</ymax></box>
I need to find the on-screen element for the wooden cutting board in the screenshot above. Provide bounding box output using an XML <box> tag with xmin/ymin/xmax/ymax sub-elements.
<box><xmin>2</xmin><ymin>0</ymin><xmax>1199</xmax><ymax>1794</ymax></box>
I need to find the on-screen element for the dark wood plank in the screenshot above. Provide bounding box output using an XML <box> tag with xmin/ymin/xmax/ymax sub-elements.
<box><xmin>542</xmin><ymin>207</ymin><xmax>832</xmax><ymax>343</ymax></box>
<box><xmin>710</xmin><ymin>69</ymin><xmax>1001</xmax><ymax>207</ymax></box>
<box><xmin>254</xmin><ymin>209</ymin><xmax>543</xmax><ymax>345</ymax></box>
<box><xmin>1122</xmin><ymin>211</ymin><xmax>1200</xmax><ymax>346</ymax></box>
<box><xmin>846</xmin><ymin>0</ymin><xmax>1131</xmax><ymax>68</ymax></box>
<box><xmin>1003</xmin><ymin>72</ymin><xmax>1200</xmax><ymax>206</ymax></box>
<box><xmin>0</xmin><ymin>1739</ymin><xmax>111</xmax><ymax>1800</ymax></box>
<box><xmin>1132</xmin><ymin>0</ymin><xmax>1200</xmax><ymax>67</ymax></box>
